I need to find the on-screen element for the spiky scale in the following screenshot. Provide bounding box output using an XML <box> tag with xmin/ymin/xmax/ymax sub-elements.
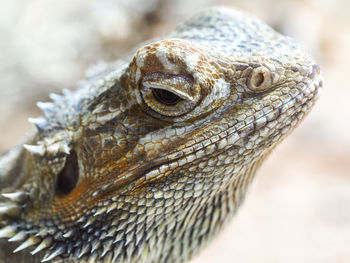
<box><xmin>78</xmin><ymin>244</ymin><xmax>91</xmax><ymax>259</ymax></box>
<box><xmin>93</xmin><ymin>207</ymin><xmax>107</xmax><ymax>217</ymax></box>
<box><xmin>36</xmin><ymin>102</ymin><xmax>55</xmax><ymax>118</ymax></box>
<box><xmin>113</xmin><ymin>231</ymin><xmax>124</xmax><ymax>244</ymax></box>
<box><xmin>62</xmin><ymin>88</ymin><xmax>73</xmax><ymax>97</ymax></box>
<box><xmin>106</xmin><ymin>227</ymin><xmax>117</xmax><ymax>238</ymax></box>
<box><xmin>35</xmin><ymin>228</ymin><xmax>49</xmax><ymax>238</ymax></box>
<box><xmin>60</xmin><ymin>143</ymin><xmax>70</xmax><ymax>155</ymax></box>
<box><xmin>46</xmin><ymin>143</ymin><xmax>60</xmax><ymax>155</ymax></box>
<box><xmin>0</xmin><ymin>203</ymin><xmax>19</xmax><ymax>216</ymax></box>
<box><xmin>1</xmin><ymin>191</ymin><xmax>25</xmax><ymax>202</ymax></box>
<box><xmin>76</xmin><ymin>216</ymin><xmax>86</xmax><ymax>224</ymax></box>
<box><xmin>41</xmin><ymin>246</ymin><xmax>65</xmax><ymax>262</ymax></box>
<box><xmin>31</xmin><ymin>237</ymin><xmax>52</xmax><ymax>255</ymax></box>
<box><xmin>62</xmin><ymin>229</ymin><xmax>73</xmax><ymax>238</ymax></box>
<box><xmin>100</xmin><ymin>239</ymin><xmax>113</xmax><ymax>258</ymax></box>
<box><xmin>111</xmin><ymin>250</ymin><xmax>122</xmax><ymax>263</ymax></box>
<box><xmin>126</xmin><ymin>241</ymin><xmax>135</xmax><ymax>259</ymax></box>
<box><xmin>90</xmin><ymin>239</ymin><xmax>100</xmax><ymax>254</ymax></box>
<box><xmin>87</xmin><ymin>251</ymin><xmax>98</xmax><ymax>263</ymax></box>
<box><xmin>82</xmin><ymin>217</ymin><xmax>96</xmax><ymax>229</ymax></box>
<box><xmin>0</xmin><ymin>225</ymin><xmax>16</xmax><ymax>238</ymax></box>
<box><xmin>106</xmin><ymin>202</ymin><xmax>117</xmax><ymax>214</ymax></box>
<box><xmin>8</xmin><ymin>231</ymin><xmax>26</xmax><ymax>242</ymax></box>
<box><xmin>103</xmin><ymin>251</ymin><xmax>114</xmax><ymax>263</ymax></box>
<box><xmin>23</xmin><ymin>144</ymin><xmax>46</xmax><ymax>156</ymax></box>
<box><xmin>49</xmin><ymin>93</ymin><xmax>63</xmax><ymax>102</ymax></box>
<box><xmin>28</xmin><ymin>117</ymin><xmax>48</xmax><ymax>132</ymax></box>
<box><xmin>13</xmin><ymin>236</ymin><xmax>40</xmax><ymax>253</ymax></box>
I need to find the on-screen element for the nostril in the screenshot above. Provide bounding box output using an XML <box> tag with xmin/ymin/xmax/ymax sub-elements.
<box><xmin>248</xmin><ymin>66</ymin><xmax>272</xmax><ymax>91</ymax></box>
<box><xmin>252</xmin><ymin>72</ymin><xmax>265</xmax><ymax>87</ymax></box>
<box><xmin>57</xmin><ymin>150</ymin><xmax>79</xmax><ymax>194</ymax></box>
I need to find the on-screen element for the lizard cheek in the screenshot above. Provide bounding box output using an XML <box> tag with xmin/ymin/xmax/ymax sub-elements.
<box><xmin>56</xmin><ymin>150</ymin><xmax>79</xmax><ymax>195</ymax></box>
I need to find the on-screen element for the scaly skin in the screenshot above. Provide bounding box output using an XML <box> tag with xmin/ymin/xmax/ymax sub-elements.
<box><xmin>0</xmin><ymin>7</ymin><xmax>321</xmax><ymax>263</ymax></box>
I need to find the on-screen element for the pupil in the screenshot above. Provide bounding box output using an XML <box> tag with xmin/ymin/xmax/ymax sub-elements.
<box><xmin>57</xmin><ymin>150</ymin><xmax>79</xmax><ymax>194</ymax></box>
<box><xmin>152</xmin><ymin>89</ymin><xmax>182</xmax><ymax>106</ymax></box>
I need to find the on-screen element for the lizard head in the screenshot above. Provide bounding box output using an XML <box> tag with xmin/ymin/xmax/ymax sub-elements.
<box><xmin>0</xmin><ymin>7</ymin><xmax>322</xmax><ymax>263</ymax></box>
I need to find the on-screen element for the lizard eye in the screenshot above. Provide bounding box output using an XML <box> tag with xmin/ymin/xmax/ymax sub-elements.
<box><xmin>152</xmin><ymin>89</ymin><xmax>183</xmax><ymax>106</ymax></box>
<box><xmin>140</xmin><ymin>72</ymin><xmax>199</xmax><ymax>117</ymax></box>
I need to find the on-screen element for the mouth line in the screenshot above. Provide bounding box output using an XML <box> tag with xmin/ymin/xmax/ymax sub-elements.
<box><xmin>97</xmin><ymin>157</ymin><xmax>178</xmax><ymax>200</ymax></box>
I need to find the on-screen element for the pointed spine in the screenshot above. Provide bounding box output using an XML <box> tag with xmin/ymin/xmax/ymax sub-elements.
<box><xmin>106</xmin><ymin>226</ymin><xmax>117</xmax><ymax>238</ymax></box>
<box><xmin>82</xmin><ymin>217</ymin><xmax>96</xmax><ymax>229</ymax></box>
<box><xmin>0</xmin><ymin>226</ymin><xmax>16</xmax><ymax>238</ymax></box>
<box><xmin>8</xmin><ymin>231</ymin><xmax>26</xmax><ymax>242</ymax></box>
<box><xmin>90</xmin><ymin>239</ymin><xmax>100</xmax><ymax>254</ymax></box>
<box><xmin>87</xmin><ymin>251</ymin><xmax>98</xmax><ymax>263</ymax></box>
<box><xmin>101</xmin><ymin>239</ymin><xmax>113</xmax><ymax>258</ymax></box>
<box><xmin>106</xmin><ymin>202</ymin><xmax>117</xmax><ymax>214</ymax></box>
<box><xmin>60</xmin><ymin>143</ymin><xmax>70</xmax><ymax>155</ymax></box>
<box><xmin>23</xmin><ymin>144</ymin><xmax>46</xmax><ymax>156</ymax></box>
<box><xmin>2</xmin><ymin>191</ymin><xmax>25</xmax><ymax>202</ymax></box>
<box><xmin>111</xmin><ymin>243</ymin><xmax>123</xmax><ymax>262</ymax></box>
<box><xmin>36</xmin><ymin>102</ymin><xmax>55</xmax><ymax>118</ymax></box>
<box><xmin>31</xmin><ymin>237</ymin><xmax>52</xmax><ymax>255</ymax></box>
<box><xmin>0</xmin><ymin>203</ymin><xmax>19</xmax><ymax>216</ymax></box>
<box><xmin>13</xmin><ymin>236</ymin><xmax>40</xmax><ymax>253</ymax></box>
<box><xmin>93</xmin><ymin>207</ymin><xmax>107</xmax><ymax>217</ymax></box>
<box><xmin>103</xmin><ymin>251</ymin><xmax>113</xmax><ymax>263</ymax></box>
<box><xmin>28</xmin><ymin>117</ymin><xmax>48</xmax><ymax>132</ymax></box>
<box><xmin>41</xmin><ymin>246</ymin><xmax>65</xmax><ymax>262</ymax></box>
<box><xmin>46</xmin><ymin>142</ymin><xmax>70</xmax><ymax>155</ymax></box>
<box><xmin>49</xmin><ymin>93</ymin><xmax>63</xmax><ymax>102</ymax></box>
<box><xmin>62</xmin><ymin>229</ymin><xmax>73</xmax><ymax>238</ymax></box>
<box><xmin>77</xmin><ymin>243</ymin><xmax>91</xmax><ymax>259</ymax></box>
<box><xmin>62</xmin><ymin>88</ymin><xmax>73</xmax><ymax>97</ymax></box>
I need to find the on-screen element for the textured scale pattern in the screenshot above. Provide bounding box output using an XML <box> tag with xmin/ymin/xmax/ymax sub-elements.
<box><xmin>0</xmin><ymin>7</ymin><xmax>321</xmax><ymax>263</ymax></box>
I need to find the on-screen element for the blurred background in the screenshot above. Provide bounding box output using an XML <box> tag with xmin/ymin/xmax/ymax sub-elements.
<box><xmin>0</xmin><ymin>0</ymin><xmax>349</xmax><ymax>262</ymax></box>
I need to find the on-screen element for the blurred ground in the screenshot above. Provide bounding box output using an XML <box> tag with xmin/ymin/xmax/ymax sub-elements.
<box><xmin>0</xmin><ymin>0</ymin><xmax>349</xmax><ymax>262</ymax></box>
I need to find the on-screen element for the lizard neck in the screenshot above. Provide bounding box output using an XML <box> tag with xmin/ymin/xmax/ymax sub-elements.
<box><xmin>156</xmin><ymin>157</ymin><xmax>265</xmax><ymax>263</ymax></box>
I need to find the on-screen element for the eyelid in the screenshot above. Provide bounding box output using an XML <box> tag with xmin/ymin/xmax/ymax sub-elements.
<box><xmin>139</xmin><ymin>72</ymin><xmax>199</xmax><ymax>118</ymax></box>
<box><xmin>142</xmin><ymin>80</ymin><xmax>195</xmax><ymax>102</ymax></box>
<box><xmin>142</xmin><ymin>72</ymin><xmax>198</xmax><ymax>102</ymax></box>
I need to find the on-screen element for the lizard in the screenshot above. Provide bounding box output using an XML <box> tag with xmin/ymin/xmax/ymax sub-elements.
<box><xmin>0</xmin><ymin>7</ymin><xmax>322</xmax><ymax>263</ymax></box>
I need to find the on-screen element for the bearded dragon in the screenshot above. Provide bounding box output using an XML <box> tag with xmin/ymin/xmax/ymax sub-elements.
<box><xmin>0</xmin><ymin>7</ymin><xmax>322</xmax><ymax>263</ymax></box>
